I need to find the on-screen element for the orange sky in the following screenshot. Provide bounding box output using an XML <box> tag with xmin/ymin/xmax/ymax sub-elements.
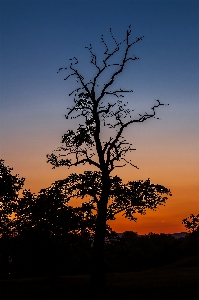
<box><xmin>5</xmin><ymin>122</ymin><xmax>198</xmax><ymax>235</ymax></box>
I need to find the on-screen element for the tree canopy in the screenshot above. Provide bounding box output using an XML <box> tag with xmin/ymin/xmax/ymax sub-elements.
<box><xmin>55</xmin><ymin>171</ymin><xmax>171</xmax><ymax>222</ymax></box>
<box><xmin>47</xmin><ymin>27</ymin><xmax>165</xmax><ymax>172</ymax></box>
<box><xmin>182</xmin><ymin>214</ymin><xmax>199</xmax><ymax>233</ymax></box>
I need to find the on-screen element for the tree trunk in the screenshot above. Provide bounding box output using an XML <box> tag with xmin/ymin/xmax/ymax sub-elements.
<box><xmin>90</xmin><ymin>173</ymin><xmax>110</xmax><ymax>297</ymax></box>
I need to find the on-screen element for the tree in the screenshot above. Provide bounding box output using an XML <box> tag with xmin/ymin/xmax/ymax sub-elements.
<box><xmin>0</xmin><ymin>159</ymin><xmax>24</xmax><ymax>237</ymax></box>
<box><xmin>13</xmin><ymin>183</ymin><xmax>95</xmax><ymax>279</ymax></box>
<box><xmin>15</xmin><ymin>180</ymin><xmax>96</xmax><ymax>237</ymax></box>
<box><xmin>182</xmin><ymin>214</ymin><xmax>199</xmax><ymax>233</ymax></box>
<box><xmin>47</xmin><ymin>26</ymin><xmax>171</xmax><ymax>292</ymax></box>
<box><xmin>0</xmin><ymin>159</ymin><xmax>24</xmax><ymax>278</ymax></box>
<box><xmin>57</xmin><ymin>172</ymin><xmax>171</xmax><ymax>222</ymax></box>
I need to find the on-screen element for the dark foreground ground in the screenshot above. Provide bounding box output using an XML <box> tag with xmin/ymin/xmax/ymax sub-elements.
<box><xmin>1</xmin><ymin>256</ymin><xmax>199</xmax><ymax>300</ymax></box>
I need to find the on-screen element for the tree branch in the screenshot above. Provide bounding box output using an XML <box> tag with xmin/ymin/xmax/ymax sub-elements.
<box><xmin>96</xmin><ymin>30</ymin><xmax>144</xmax><ymax>104</ymax></box>
<box><xmin>106</xmin><ymin>100</ymin><xmax>165</xmax><ymax>165</ymax></box>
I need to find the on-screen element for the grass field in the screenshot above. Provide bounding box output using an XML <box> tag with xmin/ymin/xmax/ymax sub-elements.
<box><xmin>1</xmin><ymin>256</ymin><xmax>199</xmax><ymax>299</ymax></box>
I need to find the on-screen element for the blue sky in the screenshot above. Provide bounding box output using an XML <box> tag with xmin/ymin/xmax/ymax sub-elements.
<box><xmin>0</xmin><ymin>0</ymin><xmax>199</xmax><ymax>233</ymax></box>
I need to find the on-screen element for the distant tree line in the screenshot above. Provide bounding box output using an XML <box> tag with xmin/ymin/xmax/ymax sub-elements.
<box><xmin>0</xmin><ymin>159</ymin><xmax>198</xmax><ymax>279</ymax></box>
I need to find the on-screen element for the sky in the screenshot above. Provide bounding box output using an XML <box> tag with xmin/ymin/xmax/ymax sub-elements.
<box><xmin>0</xmin><ymin>0</ymin><xmax>199</xmax><ymax>234</ymax></box>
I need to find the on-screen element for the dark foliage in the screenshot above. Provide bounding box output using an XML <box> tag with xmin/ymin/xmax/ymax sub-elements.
<box><xmin>0</xmin><ymin>158</ymin><xmax>197</xmax><ymax>279</ymax></box>
<box><xmin>0</xmin><ymin>159</ymin><xmax>25</xmax><ymax>236</ymax></box>
<box><xmin>0</xmin><ymin>149</ymin><xmax>172</xmax><ymax>280</ymax></box>
<box><xmin>182</xmin><ymin>214</ymin><xmax>199</xmax><ymax>233</ymax></box>
<box><xmin>1</xmin><ymin>228</ymin><xmax>199</xmax><ymax>279</ymax></box>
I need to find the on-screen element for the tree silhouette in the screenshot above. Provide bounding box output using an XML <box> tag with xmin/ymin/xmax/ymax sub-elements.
<box><xmin>182</xmin><ymin>214</ymin><xmax>199</xmax><ymax>233</ymax></box>
<box><xmin>57</xmin><ymin>172</ymin><xmax>171</xmax><ymax>222</ymax></box>
<box><xmin>13</xmin><ymin>183</ymin><xmax>95</xmax><ymax>279</ymax></box>
<box><xmin>0</xmin><ymin>159</ymin><xmax>24</xmax><ymax>237</ymax></box>
<box><xmin>47</xmin><ymin>26</ymin><xmax>171</xmax><ymax>291</ymax></box>
<box><xmin>15</xmin><ymin>180</ymin><xmax>96</xmax><ymax>237</ymax></box>
<box><xmin>0</xmin><ymin>160</ymin><xmax>25</xmax><ymax>278</ymax></box>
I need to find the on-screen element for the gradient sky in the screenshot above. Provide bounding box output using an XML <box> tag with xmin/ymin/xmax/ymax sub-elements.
<box><xmin>0</xmin><ymin>0</ymin><xmax>199</xmax><ymax>234</ymax></box>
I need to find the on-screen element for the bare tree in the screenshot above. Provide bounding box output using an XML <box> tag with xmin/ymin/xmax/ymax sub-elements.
<box><xmin>47</xmin><ymin>26</ymin><xmax>171</xmax><ymax>292</ymax></box>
